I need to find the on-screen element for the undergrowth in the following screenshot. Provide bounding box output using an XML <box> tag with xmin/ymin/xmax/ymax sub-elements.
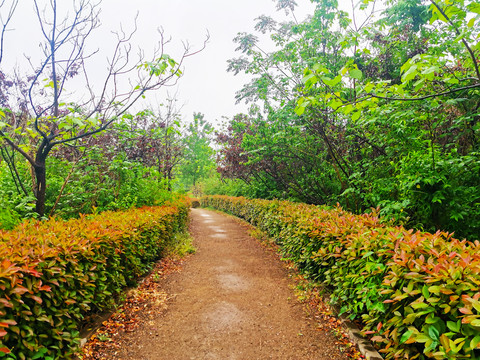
<box><xmin>164</xmin><ymin>230</ymin><xmax>196</xmax><ymax>257</ymax></box>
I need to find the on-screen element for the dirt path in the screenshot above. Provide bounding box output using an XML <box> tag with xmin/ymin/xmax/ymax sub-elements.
<box><xmin>113</xmin><ymin>208</ymin><xmax>348</xmax><ymax>359</ymax></box>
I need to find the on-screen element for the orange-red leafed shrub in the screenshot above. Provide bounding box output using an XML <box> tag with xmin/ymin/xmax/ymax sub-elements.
<box><xmin>201</xmin><ymin>195</ymin><xmax>480</xmax><ymax>360</ymax></box>
<box><xmin>0</xmin><ymin>199</ymin><xmax>188</xmax><ymax>359</ymax></box>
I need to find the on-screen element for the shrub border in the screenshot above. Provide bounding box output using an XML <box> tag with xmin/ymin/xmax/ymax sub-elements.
<box><xmin>201</xmin><ymin>195</ymin><xmax>480</xmax><ymax>360</ymax></box>
<box><xmin>0</xmin><ymin>200</ymin><xmax>189</xmax><ymax>359</ymax></box>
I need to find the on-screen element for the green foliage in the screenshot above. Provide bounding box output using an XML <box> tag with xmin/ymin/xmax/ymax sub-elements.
<box><xmin>202</xmin><ymin>195</ymin><xmax>480</xmax><ymax>359</ymax></box>
<box><xmin>0</xmin><ymin>133</ymin><xmax>181</xmax><ymax>229</ymax></box>
<box><xmin>196</xmin><ymin>173</ymin><xmax>245</xmax><ymax>197</ymax></box>
<box><xmin>198</xmin><ymin>171</ymin><xmax>284</xmax><ymax>199</ymax></box>
<box><xmin>0</xmin><ymin>208</ymin><xmax>20</xmax><ymax>231</ymax></box>
<box><xmin>163</xmin><ymin>231</ymin><xmax>196</xmax><ymax>257</ymax></box>
<box><xmin>219</xmin><ymin>0</ymin><xmax>480</xmax><ymax>240</ymax></box>
<box><xmin>0</xmin><ymin>162</ymin><xmax>38</xmax><ymax>227</ymax></box>
<box><xmin>0</xmin><ymin>199</ymin><xmax>189</xmax><ymax>359</ymax></box>
<box><xmin>138</xmin><ymin>55</ymin><xmax>182</xmax><ymax>77</ymax></box>
<box><xmin>177</xmin><ymin>113</ymin><xmax>215</xmax><ymax>191</ymax></box>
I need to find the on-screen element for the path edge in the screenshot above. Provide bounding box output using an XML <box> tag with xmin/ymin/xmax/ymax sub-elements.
<box><xmin>337</xmin><ymin>313</ymin><xmax>383</xmax><ymax>360</ymax></box>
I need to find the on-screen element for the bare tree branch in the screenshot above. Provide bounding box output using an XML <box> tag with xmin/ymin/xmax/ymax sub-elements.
<box><xmin>0</xmin><ymin>0</ymin><xmax>17</xmax><ymax>64</ymax></box>
<box><xmin>368</xmin><ymin>83</ymin><xmax>480</xmax><ymax>102</ymax></box>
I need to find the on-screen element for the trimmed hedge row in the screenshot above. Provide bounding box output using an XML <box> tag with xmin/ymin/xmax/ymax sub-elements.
<box><xmin>0</xmin><ymin>200</ymin><xmax>189</xmax><ymax>359</ymax></box>
<box><xmin>201</xmin><ymin>195</ymin><xmax>480</xmax><ymax>360</ymax></box>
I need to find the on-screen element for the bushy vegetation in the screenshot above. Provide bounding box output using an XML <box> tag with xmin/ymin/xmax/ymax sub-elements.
<box><xmin>0</xmin><ymin>108</ymin><xmax>215</xmax><ymax>229</ymax></box>
<box><xmin>201</xmin><ymin>195</ymin><xmax>480</xmax><ymax>359</ymax></box>
<box><xmin>1</xmin><ymin>0</ymin><xmax>480</xmax><ymax>358</ymax></box>
<box><xmin>216</xmin><ymin>0</ymin><xmax>480</xmax><ymax>240</ymax></box>
<box><xmin>0</xmin><ymin>200</ymin><xmax>189</xmax><ymax>359</ymax></box>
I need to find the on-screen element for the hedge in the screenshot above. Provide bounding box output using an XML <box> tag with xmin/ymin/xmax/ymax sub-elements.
<box><xmin>0</xmin><ymin>199</ymin><xmax>189</xmax><ymax>359</ymax></box>
<box><xmin>200</xmin><ymin>195</ymin><xmax>480</xmax><ymax>360</ymax></box>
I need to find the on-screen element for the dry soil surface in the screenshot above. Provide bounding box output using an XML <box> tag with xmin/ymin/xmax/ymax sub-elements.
<box><xmin>114</xmin><ymin>208</ymin><xmax>348</xmax><ymax>360</ymax></box>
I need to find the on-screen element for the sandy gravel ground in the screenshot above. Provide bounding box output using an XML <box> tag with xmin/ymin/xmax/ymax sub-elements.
<box><xmin>112</xmin><ymin>208</ymin><xmax>348</xmax><ymax>360</ymax></box>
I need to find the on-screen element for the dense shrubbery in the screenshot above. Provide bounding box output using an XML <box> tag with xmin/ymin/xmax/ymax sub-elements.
<box><xmin>217</xmin><ymin>0</ymin><xmax>480</xmax><ymax>241</ymax></box>
<box><xmin>0</xmin><ymin>107</ymin><xmax>216</xmax><ymax>230</ymax></box>
<box><xmin>0</xmin><ymin>200</ymin><xmax>188</xmax><ymax>359</ymax></box>
<box><xmin>0</xmin><ymin>148</ymin><xmax>182</xmax><ymax>230</ymax></box>
<box><xmin>201</xmin><ymin>195</ymin><xmax>480</xmax><ymax>359</ymax></box>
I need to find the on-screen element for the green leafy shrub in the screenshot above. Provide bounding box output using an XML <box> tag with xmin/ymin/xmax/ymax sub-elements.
<box><xmin>364</xmin><ymin>231</ymin><xmax>480</xmax><ymax>359</ymax></box>
<box><xmin>0</xmin><ymin>208</ymin><xmax>20</xmax><ymax>230</ymax></box>
<box><xmin>0</xmin><ymin>199</ymin><xmax>189</xmax><ymax>359</ymax></box>
<box><xmin>201</xmin><ymin>195</ymin><xmax>480</xmax><ymax>359</ymax></box>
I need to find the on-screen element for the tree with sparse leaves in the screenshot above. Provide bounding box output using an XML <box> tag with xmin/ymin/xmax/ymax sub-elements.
<box><xmin>0</xmin><ymin>0</ymin><xmax>207</xmax><ymax>217</ymax></box>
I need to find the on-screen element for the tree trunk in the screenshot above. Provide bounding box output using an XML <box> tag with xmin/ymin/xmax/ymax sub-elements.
<box><xmin>166</xmin><ymin>168</ymin><xmax>172</xmax><ymax>191</ymax></box>
<box><xmin>34</xmin><ymin>161</ymin><xmax>47</xmax><ymax>218</ymax></box>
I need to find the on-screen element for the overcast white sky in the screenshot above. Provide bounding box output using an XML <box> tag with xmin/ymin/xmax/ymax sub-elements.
<box><xmin>1</xmin><ymin>0</ymin><xmax>358</xmax><ymax>127</ymax></box>
<box><xmin>100</xmin><ymin>0</ymin><xmax>317</xmax><ymax>125</ymax></box>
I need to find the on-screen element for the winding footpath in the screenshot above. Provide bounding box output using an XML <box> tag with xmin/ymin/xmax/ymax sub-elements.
<box><xmin>113</xmin><ymin>208</ymin><xmax>348</xmax><ymax>359</ymax></box>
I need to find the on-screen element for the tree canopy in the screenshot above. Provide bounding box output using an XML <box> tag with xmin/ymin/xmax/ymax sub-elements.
<box><xmin>216</xmin><ymin>0</ymin><xmax>480</xmax><ymax>239</ymax></box>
